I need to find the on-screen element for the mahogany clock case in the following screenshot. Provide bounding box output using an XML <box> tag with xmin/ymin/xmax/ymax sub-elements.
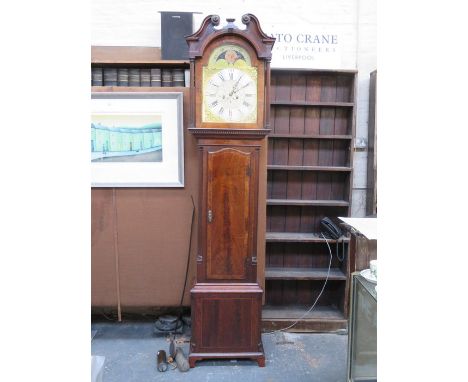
<box><xmin>186</xmin><ymin>14</ymin><xmax>275</xmax><ymax>368</ymax></box>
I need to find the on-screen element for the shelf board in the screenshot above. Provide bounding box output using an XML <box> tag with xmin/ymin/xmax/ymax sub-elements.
<box><xmin>261</xmin><ymin>305</ymin><xmax>347</xmax><ymax>332</ymax></box>
<box><xmin>266</xmin><ymin>232</ymin><xmax>349</xmax><ymax>243</ymax></box>
<box><xmin>267</xmin><ymin>165</ymin><xmax>352</xmax><ymax>172</ymax></box>
<box><xmin>91</xmin><ymin>86</ymin><xmax>188</xmax><ymax>91</ymax></box>
<box><xmin>267</xmin><ymin>199</ymin><xmax>349</xmax><ymax>207</ymax></box>
<box><xmin>269</xmin><ymin>134</ymin><xmax>352</xmax><ymax>140</ymax></box>
<box><xmin>91</xmin><ymin>46</ymin><xmax>189</xmax><ymax>65</ymax></box>
<box><xmin>265</xmin><ymin>267</ymin><xmax>346</xmax><ymax>280</ymax></box>
<box><xmin>271</xmin><ymin>100</ymin><xmax>354</xmax><ymax>107</ymax></box>
<box><xmin>262</xmin><ymin>305</ymin><xmax>344</xmax><ymax>320</ymax></box>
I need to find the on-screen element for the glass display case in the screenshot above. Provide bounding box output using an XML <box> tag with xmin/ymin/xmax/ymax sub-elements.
<box><xmin>347</xmin><ymin>272</ymin><xmax>377</xmax><ymax>381</ymax></box>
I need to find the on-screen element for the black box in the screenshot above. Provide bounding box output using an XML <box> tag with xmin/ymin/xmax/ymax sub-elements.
<box><xmin>160</xmin><ymin>12</ymin><xmax>193</xmax><ymax>60</ymax></box>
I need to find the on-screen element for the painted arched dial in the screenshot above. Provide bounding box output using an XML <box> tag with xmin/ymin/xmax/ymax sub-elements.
<box><xmin>202</xmin><ymin>44</ymin><xmax>258</xmax><ymax>124</ymax></box>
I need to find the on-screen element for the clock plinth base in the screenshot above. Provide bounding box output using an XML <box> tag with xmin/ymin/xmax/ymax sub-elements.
<box><xmin>189</xmin><ymin>342</ymin><xmax>265</xmax><ymax>368</ymax></box>
<box><xmin>189</xmin><ymin>283</ymin><xmax>264</xmax><ymax>367</ymax></box>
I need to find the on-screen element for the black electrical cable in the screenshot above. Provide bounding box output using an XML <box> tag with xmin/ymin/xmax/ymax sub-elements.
<box><xmin>179</xmin><ymin>195</ymin><xmax>196</xmax><ymax>310</ymax></box>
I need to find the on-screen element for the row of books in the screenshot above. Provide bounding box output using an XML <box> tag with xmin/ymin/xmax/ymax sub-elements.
<box><xmin>91</xmin><ymin>67</ymin><xmax>189</xmax><ymax>87</ymax></box>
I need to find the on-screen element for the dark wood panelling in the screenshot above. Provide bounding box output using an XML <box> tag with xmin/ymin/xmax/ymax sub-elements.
<box><xmin>265</xmin><ymin>280</ymin><xmax>344</xmax><ymax>306</ymax></box>
<box><xmin>267</xmin><ymin>171</ymin><xmax>349</xmax><ymax>201</ymax></box>
<box><xmin>267</xmin><ymin>205</ymin><xmax>348</xmax><ymax>233</ymax></box>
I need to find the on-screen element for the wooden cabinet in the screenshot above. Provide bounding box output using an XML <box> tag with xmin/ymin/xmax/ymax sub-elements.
<box><xmin>262</xmin><ymin>69</ymin><xmax>357</xmax><ymax>332</ymax></box>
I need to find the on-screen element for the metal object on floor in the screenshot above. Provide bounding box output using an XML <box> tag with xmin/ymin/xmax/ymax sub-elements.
<box><xmin>175</xmin><ymin>347</ymin><xmax>190</xmax><ymax>372</ymax></box>
<box><xmin>154</xmin><ymin>315</ymin><xmax>183</xmax><ymax>335</ymax></box>
<box><xmin>157</xmin><ymin>350</ymin><xmax>169</xmax><ymax>372</ymax></box>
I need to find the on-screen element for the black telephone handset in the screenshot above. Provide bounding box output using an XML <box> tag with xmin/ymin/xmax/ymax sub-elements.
<box><xmin>320</xmin><ymin>217</ymin><xmax>343</xmax><ymax>240</ymax></box>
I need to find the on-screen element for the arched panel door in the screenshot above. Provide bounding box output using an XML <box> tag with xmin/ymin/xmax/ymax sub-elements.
<box><xmin>204</xmin><ymin>146</ymin><xmax>258</xmax><ymax>281</ymax></box>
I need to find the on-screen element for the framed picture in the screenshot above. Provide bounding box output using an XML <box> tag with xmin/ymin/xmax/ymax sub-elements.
<box><xmin>91</xmin><ymin>92</ymin><xmax>184</xmax><ymax>187</ymax></box>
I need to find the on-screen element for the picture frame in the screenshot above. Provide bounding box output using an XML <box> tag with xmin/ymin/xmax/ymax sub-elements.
<box><xmin>91</xmin><ymin>92</ymin><xmax>184</xmax><ymax>187</ymax></box>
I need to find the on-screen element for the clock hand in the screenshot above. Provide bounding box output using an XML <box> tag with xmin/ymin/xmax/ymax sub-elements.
<box><xmin>229</xmin><ymin>74</ymin><xmax>244</xmax><ymax>96</ymax></box>
<box><xmin>232</xmin><ymin>82</ymin><xmax>251</xmax><ymax>95</ymax></box>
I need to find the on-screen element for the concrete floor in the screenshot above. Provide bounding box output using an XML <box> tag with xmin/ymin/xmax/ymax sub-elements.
<box><xmin>91</xmin><ymin>321</ymin><xmax>348</xmax><ymax>382</ymax></box>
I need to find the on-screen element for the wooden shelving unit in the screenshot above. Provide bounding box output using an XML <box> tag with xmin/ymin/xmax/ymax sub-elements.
<box><xmin>262</xmin><ymin>69</ymin><xmax>356</xmax><ymax>332</ymax></box>
<box><xmin>91</xmin><ymin>46</ymin><xmax>189</xmax><ymax>87</ymax></box>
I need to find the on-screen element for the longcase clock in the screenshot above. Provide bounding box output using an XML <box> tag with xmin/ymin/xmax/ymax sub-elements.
<box><xmin>186</xmin><ymin>14</ymin><xmax>275</xmax><ymax>367</ymax></box>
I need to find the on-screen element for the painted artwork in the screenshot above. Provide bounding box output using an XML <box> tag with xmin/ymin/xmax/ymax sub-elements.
<box><xmin>91</xmin><ymin>114</ymin><xmax>163</xmax><ymax>162</ymax></box>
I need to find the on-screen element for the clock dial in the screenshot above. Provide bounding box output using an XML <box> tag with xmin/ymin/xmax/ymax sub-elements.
<box><xmin>204</xmin><ymin>67</ymin><xmax>257</xmax><ymax>123</ymax></box>
<box><xmin>202</xmin><ymin>44</ymin><xmax>258</xmax><ymax>124</ymax></box>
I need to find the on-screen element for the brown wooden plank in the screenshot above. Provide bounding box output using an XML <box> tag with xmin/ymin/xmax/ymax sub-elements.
<box><xmin>284</xmin><ymin>242</ymin><xmax>302</xmax><ymax>268</ymax></box>
<box><xmin>273</xmin><ymin>107</ymin><xmax>290</xmax><ymax>134</ymax></box>
<box><xmin>271</xmin><ymin>101</ymin><xmax>353</xmax><ymax>107</ymax></box>
<box><xmin>91</xmin><ymin>45</ymin><xmax>189</xmax><ymax>65</ymax></box>
<box><xmin>330</xmin><ymin>173</ymin><xmax>346</xmax><ymax>200</ymax></box>
<box><xmin>275</xmin><ymin>73</ymin><xmax>292</xmax><ymax>101</ymax></box>
<box><xmin>316</xmin><ymin>173</ymin><xmax>333</xmax><ymax>200</ymax></box>
<box><xmin>300</xmin><ymin>171</ymin><xmax>317</xmax><ymax>200</ymax></box>
<box><xmin>267</xmin><ymin>138</ymin><xmax>274</xmax><ymax>165</ymax></box>
<box><xmin>320</xmin><ymin>76</ymin><xmax>337</xmax><ymax>102</ymax></box>
<box><xmin>267</xmin><ymin>199</ymin><xmax>349</xmax><ymax>206</ymax></box>
<box><xmin>334</xmin><ymin>108</ymin><xmax>350</xmax><ymax>135</ymax></box>
<box><xmin>270</xmin><ymin>72</ymin><xmax>277</xmax><ymax>101</ymax></box>
<box><xmin>335</xmin><ymin>75</ymin><xmax>353</xmax><ymax>102</ymax></box>
<box><xmin>281</xmin><ymin>280</ymin><xmax>297</xmax><ymax>305</ymax></box>
<box><xmin>262</xmin><ymin>304</ymin><xmax>343</xmax><ymax>319</ymax></box>
<box><xmin>272</xmin><ymin>138</ymin><xmax>289</xmax><ymax>165</ymax></box>
<box><xmin>266</xmin><ymin>169</ymin><xmax>273</xmax><ymax>199</ymax></box>
<box><xmin>269</xmin><ymin>107</ymin><xmax>276</xmax><ymax>136</ymax></box>
<box><xmin>269</xmin><ymin>134</ymin><xmax>352</xmax><ymax>139</ymax></box>
<box><xmin>290</xmin><ymin>73</ymin><xmax>306</xmax><ymax>102</ymax></box>
<box><xmin>261</xmin><ymin>319</ymin><xmax>347</xmax><ymax>333</ymax></box>
<box><xmin>265</xmin><ymin>267</ymin><xmax>347</xmax><ymax>280</ymax></box>
<box><xmin>305</xmin><ymin>75</ymin><xmax>321</xmax><ymax>102</ymax></box>
<box><xmin>266</xmin><ymin>242</ymin><xmax>285</xmax><ymax>268</ymax></box>
<box><xmin>268</xmin><ymin>205</ymin><xmax>287</xmax><ymax>233</ymax></box>
<box><xmin>265</xmin><ymin>232</ymin><xmax>349</xmax><ymax>243</ymax></box>
<box><xmin>318</xmin><ymin>141</ymin><xmax>334</xmax><ymax>167</ymax></box>
<box><xmin>304</xmin><ymin>107</ymin><xmax>320</xmax><ymax>135</ymax></box>
<box><xmin>302</xmin><ymin>140</ymin><xmax>319</xmax><ymax>166</ymax></box>
<box><xmin>332</xmin><ymin>140</ymin><xmax>349</xmax><ymax>167</ymax></box>
<box><xmin>265</xmin><ymin>280</ymin><xmax>283</xmax><ymax>305</ymax></box>
<box><xmin>284</xmin><ymin>206</ymin><xmax>301</xmax><ymax>233</ymax></box>
<box><xmin>286</xmin><ymin>172</ymin><xmax>302</xmax><ymax>200</ymax></box>
<box><xmin>268</xmin><ymin>165</ymin><xmax>352</xmax><ymax>171</ymax></box>
<box><xmin>319</xmin><ymin>108</ymin><xmax>335</xmax><ymax>135</ymax></box>
<box><xmin>287</xmin><ymin>139</ymin><xmax>304</xmax><ymax>166</ymax></box>
<box><xmin>289</xmin><ymin>107</ymin><xmax>305</xmax><ymax>135</ymax></box>
<box><xmin>270</xmin><ymin>170</ymin><xmax>288</xmax><ymax>200</ymax></box>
